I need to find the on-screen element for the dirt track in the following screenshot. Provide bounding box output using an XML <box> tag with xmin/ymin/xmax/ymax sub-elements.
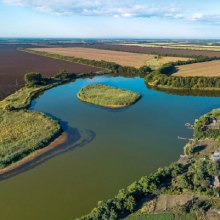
<box><xmin>0</xmin><ymin>46</ymin><xmax>101</xmax><ymax>100</ymax></box>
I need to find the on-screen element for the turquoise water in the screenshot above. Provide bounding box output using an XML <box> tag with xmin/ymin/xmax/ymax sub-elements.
<box><xmin>0</xmin><ymin>76</ymin><xmax>219</xmax><ymax>220</ymax></box>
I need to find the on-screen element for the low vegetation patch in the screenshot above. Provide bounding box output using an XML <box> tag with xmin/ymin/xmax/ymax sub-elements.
<box><xmin>0</xmin><ymin>71</ymin><xmax>76</xmax><ymax>111</ymax></box>
<box><xmin>77</xmin><ymin>84</ymin><xmax>141</xmax><ymax>108</ymax></box>
<box><xmin>0</xmin><ymin>110</ymin><xmax>61</xmax><ymax>168</ymax></box>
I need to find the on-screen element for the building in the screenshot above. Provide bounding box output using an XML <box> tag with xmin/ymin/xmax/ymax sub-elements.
<box><xmin>211</xmin><ymin>150</ymin><xmax>220</xmax><ymax>162</ymax></box>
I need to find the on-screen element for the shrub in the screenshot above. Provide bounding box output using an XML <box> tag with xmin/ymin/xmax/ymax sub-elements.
<box><xmin>159</xmin><ymin>63</ymin><xmax>176</xmax><ymax>75</ymax></box>
<box><xmin>54</xmin><ymin>70</ymin><xmax>76</xmax><ymax>80</ymax></box>
<box><xmin>24</xmin><ymin>72</ymin><xmax>43</xmax><ymax>87</ymax></box>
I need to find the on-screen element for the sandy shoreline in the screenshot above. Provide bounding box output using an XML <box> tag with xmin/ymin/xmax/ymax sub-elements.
<box><xmin>0</xmin><ymin>132</ymin><xmax>68</xmax><ymax>175</ymax></box>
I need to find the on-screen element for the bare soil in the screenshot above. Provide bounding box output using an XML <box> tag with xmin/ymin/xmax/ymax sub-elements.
<box><xmin>0</xmin><ymin>46</ymin><xmax>102</xmax><ymax>100</ymax></box>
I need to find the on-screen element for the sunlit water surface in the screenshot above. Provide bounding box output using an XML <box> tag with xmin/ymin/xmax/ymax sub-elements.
<box><xmin>0</xmin><ymin>76</ymin><xmax>220</xmax><ymax>220</ymax></box>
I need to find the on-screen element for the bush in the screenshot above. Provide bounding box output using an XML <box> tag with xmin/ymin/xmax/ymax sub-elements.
<box><xmin>24</xmin><ymin>72</ymin><xmax>43</xmax><ymax>87</ymax></box>
<box><xmin>54</xmin><ymin>70</ymin><xmax>76</xmax><ymax>80</ymax></box>
<box><xmin>159</xmin><ymin>63</ymin><xmax>176</xmax><ymax>76</ymax></box>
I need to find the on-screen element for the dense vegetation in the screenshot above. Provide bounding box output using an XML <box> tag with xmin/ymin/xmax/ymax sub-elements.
<box><xmin>77</xmin><ymin>84</ymin><xmax>141</xmax><ymax>108</ymax></box>
<box><xmin>193</xmin><ymin>109</ymin><xmax>220</xmax><ymax>140</ymax></box>
<box><xmin>24</xmin><ymin>72</ymin><xmax>47</xmax><ymax>87</ymax></box>
<box><xmin>78</xmin><ymin>107</ymin><xmax>220</xmax><ymax>220</ymax></box>
<box><xmin>172</xmin><ymin>56</ymin><xmax>219</xmax><ymax>66</ymax></box>
<box><xmin>145</xmin><ymin>72</ymin><xmax>220</xmax><ymax>90</ymax></box>
<box><xmin>0</xmin><ymin>70</ymin><xmax>81</xmax><ymax>169</ymax></box>
<box><xmin>79</xmin><ymin>157</ymin><xmax>219</xmax><ymax>219</ymax></box>
<box><xmin>0</xmin><ymin>110</ymin><xmax>61</xmax><ymax>168</ymax></box>
<box><xmin>79</xmin><ymin>163</ymin><xmax>185</xmax><ymax>220</ymax></box>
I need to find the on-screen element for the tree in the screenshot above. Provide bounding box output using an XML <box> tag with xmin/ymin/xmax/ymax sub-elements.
<box><xmin>124</xmin><ymin>195</ymin><xmax>136</xmax><ymax>212</ymax></box>
<box><xmin>54</xmin><ymin>70</ymin><xmax>75</xmax><ymax>80</ymax></box>
<box><xmin>24</xmin><ymin>72</ymin><xmax>43</xmax><ymax>87</ymax></box>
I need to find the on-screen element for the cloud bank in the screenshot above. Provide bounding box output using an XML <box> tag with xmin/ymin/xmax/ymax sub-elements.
<box><xmin>2</xmin><ymin>0</ymin><xmax>220</xmax><ymax>24</ymax></box>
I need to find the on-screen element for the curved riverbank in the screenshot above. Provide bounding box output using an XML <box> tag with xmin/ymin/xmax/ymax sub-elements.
<box><xmin>0</xmin><ymin>75</ymin><xmax>220</xmax><ymax>220</ymax></box>
<box><xmin>79</xmin><ymin>107</ymin><xmax>220</xmax><ymax>220</ymax></box>
<box><xmin>0</xmin><ymin>132</ymin><xmax>67</xmax><ymax>176</ymax></box>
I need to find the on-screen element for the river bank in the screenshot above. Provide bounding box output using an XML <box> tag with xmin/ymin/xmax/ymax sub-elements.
<box><xmin>0</xmin><ymin>74</ymin><xmax>220</xmax><ymax>220</ymax></box>
<box><xmin>79</xmin><ymin>106</ymin><xmax>220</xmax><ymax>220</ymax></box>
<box><xmin>0</xmin><ymin>132</ymin><xmax>68</xmax><ymax>176</ymax></box>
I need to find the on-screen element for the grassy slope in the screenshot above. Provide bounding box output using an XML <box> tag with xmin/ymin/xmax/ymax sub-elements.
<box><xmin>77</xmin><ymin>84</ymin><xmax>141</xmax><ymax>108</ymax></box>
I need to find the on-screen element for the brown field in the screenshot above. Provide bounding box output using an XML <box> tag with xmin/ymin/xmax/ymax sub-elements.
<box><xmin>32</xmin><ymin>47</ymin><xmax>189</xmax><ymax>68</ymax></box>
<box><xmin>174</xmin><ymin>60</ymin><xmax>220</xmax><ymax>77</ymax></box>
<box><xmin>0</xmin><ymin>46</ymin><xmax>102</xmax><ymax>100</ymax></box>
<box><xmin>76</xmin><ymin>43</ymin><xmax>220</xmax><ymax>58</ymax></box>
<box><xmin>121</xmin><ymin>43</ymin><xmax>220</xmax><ymax>52</ymax></box>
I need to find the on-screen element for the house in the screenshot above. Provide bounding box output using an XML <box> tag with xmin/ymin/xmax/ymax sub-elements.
<box><xmin>210</xmin><ymin>117</ymin><xmax>217</xmax><ymax>125</ymax></box>
<box><xmin>214</xmin><ymin>176</ymin><xmax>220</xmax><ymax>189</ymax></box>
<box><xmin>211</xmin><ymin>150</ymin><xmax>220</xmax><ymax>162</ymax></box>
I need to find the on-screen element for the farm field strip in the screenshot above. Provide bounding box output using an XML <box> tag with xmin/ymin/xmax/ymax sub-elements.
<box><xmin>174</xmin><ymin>60</ymin><xmax>220</xmax><ymax>77</ymax></box>
<box><xmin>31</xmin><ymin>47</ymin><xmax>189</xmax><ymax>68</ymax></box>
<box><xmin>83</xmin><ymin>43</ymin><xmax>220</xmax><ymax>58</ymax></box>
<box><xmin>0</xmin><ymin>47</ymin><xmax>102</xmax><ymax>100</ymax></box>
<box><xmin>120</xmin><ymin>43</ymin><xmax>220</xmax><ymax>51</ymax></box>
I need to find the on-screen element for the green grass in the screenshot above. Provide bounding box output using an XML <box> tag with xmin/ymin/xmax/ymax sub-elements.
<box><xmin>125</xmin><ymin>213</ymin><xmax>197</xmax><ymax>220</ymax></box>
<box><xmin>146</xmin><ymin>59</ymin><xmax>161</xmax><ymax>70</ymax></box>
<box><xmin>77</xmin><ymin>84</ymin><xmax>141</xmax><ymax>108</ymax></box>
<box><xmin>0</xmin><ymin>87</ymin><xmax>43</xmax><ymax>110</ymax></box>
<box><xmin>0</xmin><ymin>110</ymin><xmax>61</xmax><ymax>168</ymax></box>
<box><xmin>0</xmin><ymin>80</ymin><xmax>65</xmax><ymax>111</ymax></box>
<box><xmin>125</xmin><ymin>213</ymin><xmax>175</xmax><ymax>220</ymax></box>
<box><xmin>0</xmin><ymin>75</ymin><xmax>79</xmax><ymax>169</ymax></box>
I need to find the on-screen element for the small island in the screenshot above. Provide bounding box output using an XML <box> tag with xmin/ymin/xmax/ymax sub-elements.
<box><xmin>77</xmin><ymin>84</ymin><xmax>141</xmax><ymax>108</ymax></box>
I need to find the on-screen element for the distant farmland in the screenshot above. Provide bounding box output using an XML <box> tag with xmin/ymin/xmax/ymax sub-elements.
<box><xmin>78</xmin><ymin>43</ymin><xmax>220</xmax><ymax>58</ymax></box>
<box><xmin>174</xmin><ymin>60</ymin><xmax>220</xmax><ymax>77</ymax></box>
<box><xmin>0</xmin><ymin>47</ymin><xmax>102</xmax><ymax>100</ymax></box>
<box><xmin>120</xmin><ymin>43</ymin><xmax>220</xmax><ymax>52</ymax></box>
<box><xmin>31</xmin><ymin>47</ymin><xmax>189</xmax><ymax>68</ymax></box>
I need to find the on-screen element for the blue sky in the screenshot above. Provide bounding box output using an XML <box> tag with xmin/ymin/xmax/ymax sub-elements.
<box><xmin>0</xmin><ymin>0</ymin><xmax>220</xmax><ymax>38</ymax></box>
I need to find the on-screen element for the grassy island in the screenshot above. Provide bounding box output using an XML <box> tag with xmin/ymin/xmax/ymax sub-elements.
<box><xmin>77</xmin><ymin>84</ymin><xmax>141</xmax><ymax>108</ymax></box>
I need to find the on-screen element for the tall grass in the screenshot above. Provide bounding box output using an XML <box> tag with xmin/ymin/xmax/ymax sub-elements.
<box><xmin>0</xmin><ymin>110</ymin><xmax>61</xmax><ymax>168</ymax></box>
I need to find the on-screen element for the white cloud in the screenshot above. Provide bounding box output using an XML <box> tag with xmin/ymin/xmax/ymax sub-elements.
<box><xmin>1</xmin><ymin>0</ymin><xmax>181</xmax><ymax>18</ymax></box>
<box><xmin>191</xmin><ymin>13</ymin><xmax>204</xmax><ymax>21</ymax></box>
<box><xmin>1</xmin><ymin>0</ymin><xmax>220</xmax><ymax>25</ymax></box>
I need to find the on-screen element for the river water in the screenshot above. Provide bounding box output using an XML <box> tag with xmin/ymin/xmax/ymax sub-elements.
<box><xmin>0</xmin><ymin>75</ymin><xmax>219</xmax><ymax>220</ymax></box>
